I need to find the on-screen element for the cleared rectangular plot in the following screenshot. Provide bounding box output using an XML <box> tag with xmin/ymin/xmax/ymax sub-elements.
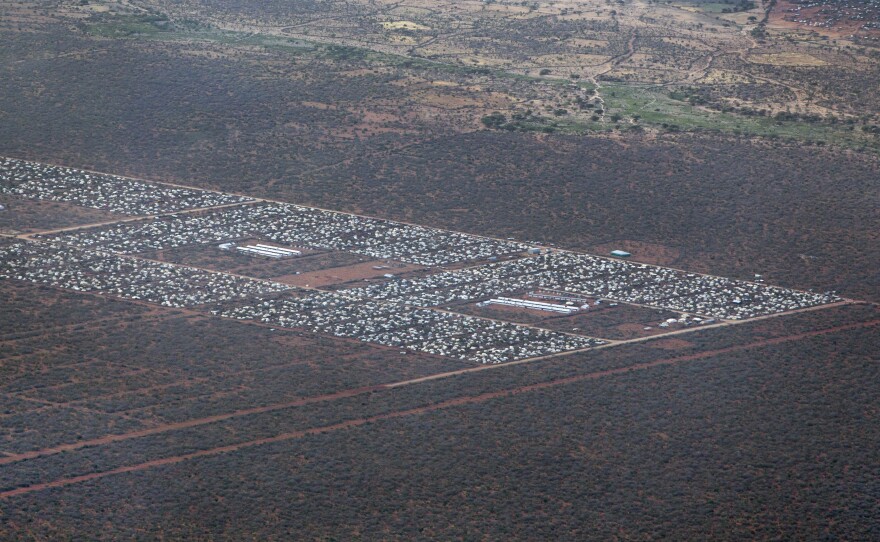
<box><xmin>0</xmin><ymin>195</ymin><xmax>125</xmax><ymax>234</ymax></box>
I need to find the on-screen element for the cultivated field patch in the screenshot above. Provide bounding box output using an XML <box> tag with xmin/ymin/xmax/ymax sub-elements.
<box><xmin>748</xmin><ymin>52</ymin><xmax>827</xmax><ymax>67</ymax></box>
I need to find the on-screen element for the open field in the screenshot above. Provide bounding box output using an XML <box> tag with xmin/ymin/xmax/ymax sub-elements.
<box><xmin>0</xmin><ymin>195</ymin><xmax>124</xmax><ymax>234</ymax></box>
<box><xmin>539</xmin><ymin>303</ymin><xmax>686</xmax><ymax>340</ymax></box>
<box><xmin>456</xmin><ymin>298</ymin><xmax>682</xmax><ymax>340</ymax></box>
<box><xmin>277</xmin><ymin>259</ymin><xmax>424</xmax><ymax>288</ymax></box>
<box><xmin>142</xmin><ymin>241</ymin><xmax>367</xmax><ymax>280</ymax></box>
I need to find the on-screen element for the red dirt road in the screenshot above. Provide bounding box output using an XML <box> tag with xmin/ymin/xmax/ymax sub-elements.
<box><xmin>0</xmin><ymin>385</ymin><xmax>383</xmax><ymax>467</ymax></box>
<box><xmin>1</xmin><ymin>317</ymin><xmax>876</xmax><ymax>499</ymax></box>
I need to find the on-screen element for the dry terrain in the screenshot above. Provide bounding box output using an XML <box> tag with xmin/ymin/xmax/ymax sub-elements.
<box><xmin>0</xmin><ymin>0</ymin><xmax>878</xmax><ymax>539</ymax></box>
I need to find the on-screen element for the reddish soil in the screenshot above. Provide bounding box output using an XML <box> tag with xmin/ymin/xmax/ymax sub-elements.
<box><xmin>614</xmin><ymin>322</ymin><xmax>669</xmax><ymax>338</ymax></box>
<box><xmin>649</xmin><ymin>338</ymin><xmax>695</xmax><ymax>350</ymax></box>
<box><xmin>540</xmin><ymin>303</ymin><xmax>678</xmax><ymax>340</ymax></box>
<box><xmin>456</xmin><ymin>300</ymin><xmax>559</xmax><ymax>324</ymax></box>
<box><xmin>0</xmin><ymin>196</ymin><xmax>125</xmax><ymax>234</ymax></box>
<box><xmin>274</xmin><ymin>260</ymin><xmax>423</xmax><ymax>287</ymax></box>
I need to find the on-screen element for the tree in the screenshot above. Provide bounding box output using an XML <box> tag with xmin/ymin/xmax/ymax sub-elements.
<box><xmin>481</xmin><ymin>112</ymin><xmax>507</xmax><ymax>129</ymax></box>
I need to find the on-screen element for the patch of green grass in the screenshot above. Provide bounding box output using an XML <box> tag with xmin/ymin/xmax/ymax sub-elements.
<box><xmin>600</xmin><ymin>83</ymin><xmax>879</xmax><ymax>152</ymax></box>
<box><xmin>671</xmin><ymin>0</ymin><xmax>756</xmax><ymax>14</ymax></box>
<box><xmin>198</xmin><ymin>30</ymin><xmax>315</xmax><ymax>54</ymax></box>
<box><xmin>86</xmin><ymin>14</ymin><xmax>172</xmax><ymax>38</ymax></box>
<box><xmin>85</xmin><ymin>17</ymin><xmax>316</xmax><ymax>56</ymax></box>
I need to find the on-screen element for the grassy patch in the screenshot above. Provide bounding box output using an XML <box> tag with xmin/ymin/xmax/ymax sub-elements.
<box><xmin>381</xmin><ymin>20</ymin><xmax>431</xmax><ymax>31</ymax></box>
<box><xmin>86</xmin><ymin>13</ymin><xmax>173</xmax><ymax>38</ymax></box>
<box><xmin>748</xmin><ymin>52</ymin><xmax>827</xmax><ymax>66</ymax></box>
<box><xmin>600</xmin><ymin>83</ymin><xmax>878</xmax><ymax>152</ymax></box>
<box><xmin>671</xmin><ymin>0</ymin><xmax>757</xmax><ymax>14</ymax></box>
<box><xmin>85</xmin><ymin>16</ymin><xmax>315</xmax><ymax>55</ymax></box>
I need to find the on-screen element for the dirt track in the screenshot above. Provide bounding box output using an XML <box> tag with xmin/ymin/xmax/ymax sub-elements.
<box><xmin>0</xmin><ymin>385</ymin><xmax>382</xmax><ymax>467</ymax></box>
<box><xmin>0</xmin><ymin>301</ymin><xmax>853</xmax><ymax>468</ymax></box>
<box><xmin>2</xmin><ymin>316</ymin><xmax>875</xmax><ymax>499</ymax></box>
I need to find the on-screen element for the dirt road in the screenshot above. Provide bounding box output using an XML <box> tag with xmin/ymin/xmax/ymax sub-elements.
<box><xmin>2</xmin><ymin>316</ymin><xmax>874</xmax><ymax>499</ymax></box>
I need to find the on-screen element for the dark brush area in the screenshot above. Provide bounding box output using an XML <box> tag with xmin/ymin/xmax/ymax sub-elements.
<box><xmin>0</xmin><ymin>309</ymin><xmax>875</xmax><ymax>540</ymax></box>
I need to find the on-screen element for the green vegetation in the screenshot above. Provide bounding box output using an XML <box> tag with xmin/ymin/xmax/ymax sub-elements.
<box><xmin>84</xmin><ymin>15</ymin><xmax>315</xmax><ymax>54</ymax></box>
<box><xmin>601</xmin><ymin>82</ymin><xmax>879</xmax><ymax>151</ymax></box>
<box><xmin>85</xmin><ymin>9</ymin><xmax>880</xmax><ymax>153</ymax></box>
<box><xmin>85</xmin><ymin>13</ymin><xmax>172</xmax><ymax>38</ymax></box>
<box><xmin>477</xmin><ymin>79</ymin><xmax>878</xmax><ymax>153</ymax></box>
<box><xmin>672</xmin><ymin>0</ymin><xmax>756</xmax><ymax>13</ymax></box>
